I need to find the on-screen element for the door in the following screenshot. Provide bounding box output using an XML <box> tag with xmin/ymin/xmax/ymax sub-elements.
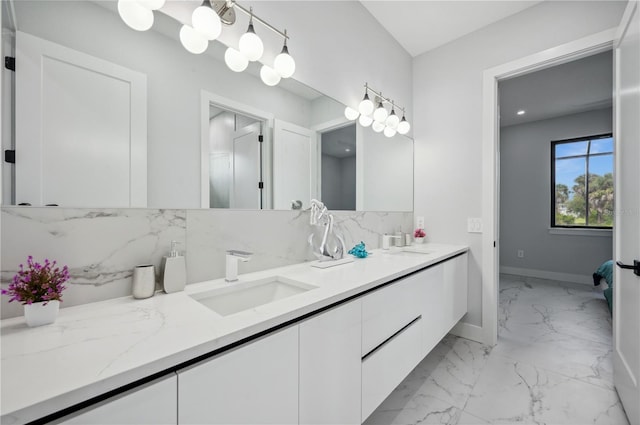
<box><xmin>232</xmin><ymin>122</ymin><xmax>261</xmax><ymax>209</ymax></box>
<box><xmin>613</xmin><ymin>2</ymin><xmax>640</xmax><ymax>424</ymax></box>
<box><xmin>15</xmin><ymin>31</ymin><xmax>147</xmax><ymax>207</ymax></box>
<box><xmin>273</xmin><ymin>119</ymin><xmax>316</xmax><ymax>210</ymax></box>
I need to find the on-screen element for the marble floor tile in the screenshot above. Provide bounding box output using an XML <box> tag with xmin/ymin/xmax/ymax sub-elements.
<box><xmin>364</xmin><ymin>394</ymin><xmax>462</xmax><ymax>425</ymax></box>
<box><xmin>368</xmin><ymin>274</ymin><xmax>624</xmax><ymax>425</ymax></box>
<box><xmin>463</xmin><ymin>354</ymin><xmax>628</xmax><ymax>425</ymax></box>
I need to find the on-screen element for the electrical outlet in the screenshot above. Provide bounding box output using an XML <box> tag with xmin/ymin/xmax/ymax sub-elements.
<box><xmin>467</xmin><ymin>218</ymin><xmax>483</xmax><ymax>233</ymax></box>
<box><xmin>517</xmin><ymin>250</ymin><xmax>524</xmax><ymax>258</ymax></box>
<box><xmin>416</xmin><ymin>216</ymin><xmax>425</xmax><ymax>229</ymax></box>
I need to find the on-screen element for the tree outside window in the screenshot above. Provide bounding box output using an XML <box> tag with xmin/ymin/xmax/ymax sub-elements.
<box><xmin>552</xmin><ymin>134</ymin><xmax>613</xmax><ymax>228</ymax></box>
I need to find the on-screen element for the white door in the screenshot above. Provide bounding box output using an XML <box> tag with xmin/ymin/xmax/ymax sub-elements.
<box><xmin>613</xmin><ymin>2</ymin><xmax>640</xmax><ymax>424</ymax></box>
<box><xmin>232</xmin><ymin>122</ymin><xmax>261</xmax><ymax>209</ymax></box>
<box><xmin>15</xmin><ymin>31</ymin><xmax>147</xmax><ymax>207</ymax></box>
<box><xmin>273</xmin><ymin>119</ymin><xmax>316</xmax><ymax>210</ymax></box>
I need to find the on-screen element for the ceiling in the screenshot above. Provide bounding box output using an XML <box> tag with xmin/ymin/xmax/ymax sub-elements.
<box><xmin>321</xmin><ymin>125</ymin><xmax>357</xmax><ymax>159</ymax></box>
<box><xmin>360</xmin><ymin>1</ymin><xmax>542</xmax><ymax>57</ymax></box>
<box><xmin>499</xmin><ymin>50</ymin><xmax>613</xmax><ymax>127</ymax></box>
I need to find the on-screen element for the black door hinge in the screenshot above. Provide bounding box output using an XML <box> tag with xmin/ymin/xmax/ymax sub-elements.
<box><xmin>258</xmin><ymin>135</ymin><xmax>264</xmax><ymax>143</ymax></box>
<box><xmin>5</xmin><ymin>56</ymin><xmax>15</xmax><ymax>71</ymax></box>
<box><xmin>4</xmin><ymin>150</ymin><xmax>15</xmax><ymax>163</ymax></box>
<box><xmin>258</xmin><ymin>181</ymin><xmax>264</xmax><ymax>189</ymax></box>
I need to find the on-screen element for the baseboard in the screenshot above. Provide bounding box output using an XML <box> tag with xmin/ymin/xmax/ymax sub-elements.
<box><xmin>449</xmin><ymin>321</ymin><xmax>485</xmax><ymax>344</ymax></box>
<box><xmin>500</xmin><ymin>266</ymin><xmax>592</xmax><ymax>285</ymax></box>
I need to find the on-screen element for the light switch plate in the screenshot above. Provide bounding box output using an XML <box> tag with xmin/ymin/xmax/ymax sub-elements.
<box><xmin>416</xmin><ymin>216</ymin><xmax>425</xmax><ymax>229</ymax></box>
<box><xmin>467</xmin><ymin>218</ymin><xmax>483</xmax><ymax>233</ymax></box>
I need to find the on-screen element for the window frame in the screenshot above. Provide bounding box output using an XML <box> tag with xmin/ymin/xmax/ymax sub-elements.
<box><xmin>550</xmin><ymin>133</ymin><xmax>613</xmax><ymax>229</ymax></box>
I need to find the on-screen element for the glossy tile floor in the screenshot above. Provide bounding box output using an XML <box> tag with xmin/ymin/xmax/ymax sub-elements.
<box><xmin>365</xmin><ymin>274</ymin><xmax>629</xmax><ymax>425</ymax></box>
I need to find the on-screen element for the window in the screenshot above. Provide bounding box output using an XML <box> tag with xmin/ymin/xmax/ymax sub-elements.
<box><xmin>552</xmin><ymin>134</ymin><xmax>613</xmax><ymax>228</ymax></box>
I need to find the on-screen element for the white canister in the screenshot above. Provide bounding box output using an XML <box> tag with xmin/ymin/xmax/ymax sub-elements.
<box><xmin>132</xmin><ymin>265</ymin><xmax>156</xmax><ymax>299</ymax></box>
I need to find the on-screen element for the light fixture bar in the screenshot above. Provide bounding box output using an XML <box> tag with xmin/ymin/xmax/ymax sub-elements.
<box><xmin>230</xmin><ymin>1</ymin><xmax>289</xmax><ymax>40</ymax></box>
<box><xmin>364</xmin><ymin>83</ymin><xmax>406</xmax><ymax>115</ymax></box>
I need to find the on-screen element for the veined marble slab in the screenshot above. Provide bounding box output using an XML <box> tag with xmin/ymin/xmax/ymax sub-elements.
<box><xmin>1</xmin><ymin>208</ymin><xmax>186</xmax><ymax>319</ymax></box>
<box><xmin>1</xmin><ymin>207</ymin><xmax>411</xmax><ymax>319</ymax></box>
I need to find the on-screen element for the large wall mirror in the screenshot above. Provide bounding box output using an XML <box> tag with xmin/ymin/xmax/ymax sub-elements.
<box><xmin>1</xmin><ymin>0</ymin><xmax>413</xmax><ymax>212</ymax></box>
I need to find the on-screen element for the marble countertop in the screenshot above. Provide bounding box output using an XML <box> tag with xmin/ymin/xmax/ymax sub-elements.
<box><xmin>1</xmin><ymin>243</ymin><xmax>467</xmax><ymax>423</ymax></box>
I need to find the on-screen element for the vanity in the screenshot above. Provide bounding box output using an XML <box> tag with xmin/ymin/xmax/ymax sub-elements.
<box><xmin>0</xmin><ymin>244</ymin><xmax>468</xmax><ymax>424</ymax></box>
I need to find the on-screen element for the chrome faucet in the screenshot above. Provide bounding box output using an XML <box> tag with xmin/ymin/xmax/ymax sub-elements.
<box><xmin>225</xmin><ymin>250</ymin><xmax>253</xmax><ymax>282</ymax></box>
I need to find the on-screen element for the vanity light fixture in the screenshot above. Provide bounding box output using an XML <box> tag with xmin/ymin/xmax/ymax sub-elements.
<box><xmin>358</xmin><ymin>86</ymin><xmax>375</xmax><ymax>116</ymax></box>
<box><xmin>345</xmin><ymin>83</ymin><xmax>411</xmax><ymax>138</ymax></box>
<box><xmin>385</xmin><ymin>104</ymin><xmax>399</xmax><ymax>129</ymax></box>
<box><xmin>116</xmin><ymin>0</ymin><xmax>295</xmax><ymax>86</ymax></box>
<box><xmin>238</xmin><ymin>9</ymin><xmax>264</xmax><ymax>61</ymax></box>
<box><xmin>372</xmin><ymin>121</ymin><xmax>385</xmax><ymax>133</ymax></box>
<box><xmin>118</xmin><ymin>0</ymin><xmax>163</xmax><ymax>32</ymax></box>
<box><xmin>397</xmin><ymin>110</ymin><xmax>411</xmax><ymax>135</ymax></box>
<box><xmin>373</xmin><ymin>98</ymin><xmax>388</xmax><ymax>123</ymax></box>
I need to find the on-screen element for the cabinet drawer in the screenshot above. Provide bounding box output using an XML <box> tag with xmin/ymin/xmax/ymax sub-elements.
<box><xmin>361</xmin><ymin>317</ymin><xmax>422</xmax><ymax>421</ymax></box>
<box><xmin>362</xmin><ymin>272</ymin><xmax>422</xmax><ymax>356</ymax></box>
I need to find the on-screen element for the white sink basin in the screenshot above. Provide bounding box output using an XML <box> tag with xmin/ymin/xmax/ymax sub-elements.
<box><xmin>190</xmin><ymin>277</ymin><xmax>317</xmax><ymax>316</ymax></box>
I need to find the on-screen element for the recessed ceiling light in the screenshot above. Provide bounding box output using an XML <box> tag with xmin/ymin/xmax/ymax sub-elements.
<box><xmin>517</xmin><ymin>110</ymin><xmax>526</xmax><ymax>115</ymax></box>
<box><xmin>345</xmin><ymin>148</ymin><xmax>351</xmax><ymax>152</ymax></box>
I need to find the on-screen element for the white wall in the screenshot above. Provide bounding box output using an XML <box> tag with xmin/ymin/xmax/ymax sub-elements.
<box><xmin>413</xmin><ymin>1</ymin><xmax>626</xmax><ymax>328</ymax></box>
<box><xmin>500</xmin><ymin>108</ymin><xmax>613</xmax><ymax>279</ymax></box>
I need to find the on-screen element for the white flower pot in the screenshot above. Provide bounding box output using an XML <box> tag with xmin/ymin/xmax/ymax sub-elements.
<box><xmin>414</xmin><ymin>237</ymin><xmax>425</xmax><ymax>244</ymax></box>
<box><xmin>24</xmin><ymin>300</ymin><xmax>59</xmax><ymax>327</ymax></box>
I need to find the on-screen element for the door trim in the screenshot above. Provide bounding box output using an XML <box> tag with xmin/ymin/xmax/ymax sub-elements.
<box><xmin>481</xmin><ymin>28</ymin><xmax>617</xmax><ymax>346</ymax></box>
<box><xmin>200</xmin><ymin>90</ymin><xmax>274</xmax><ymax>209</ymax></box>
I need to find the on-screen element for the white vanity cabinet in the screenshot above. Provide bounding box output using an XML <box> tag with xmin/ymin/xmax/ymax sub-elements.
<box><xmin>299</xmin><ymin>300</ymin><xmax>362</xmax><ymax>425</ymax></box>
<box><xmin>360</xmin><ymin>272</ymin><xmax>424</xmax><ymax>421</ymax></box>
<box><xmin>177</xmin><ymin>326</ymin><xmax>299</xmax><ymax>424</ymax></box>
<box><xmin>444</xmin><ymin>252</ymin><xmax>468</xmax><ymax>329</ymax></box>
<box><xmin>58</xmin><ymin>375</ymin><xmax>177</xmax><ymax>425</ymax></box>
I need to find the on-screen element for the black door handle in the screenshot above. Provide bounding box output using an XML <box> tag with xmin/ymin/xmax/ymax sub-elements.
<box><xmin>616</xmin><ymin>260</ymin><xmax>640</xmax><ymax>276</ymax></box>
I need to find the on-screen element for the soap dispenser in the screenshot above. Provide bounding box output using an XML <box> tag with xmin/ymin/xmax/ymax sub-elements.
<box><xmin>161</xmin><ymin>241</ymin><xmax>186</xmax><ymax>294</ymax></box>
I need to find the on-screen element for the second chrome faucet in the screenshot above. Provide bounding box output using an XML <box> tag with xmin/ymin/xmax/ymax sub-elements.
<box><xmin>225</xmin><ymin>250</ymin><xmax>253</xmax><ymax>282</ymax></box>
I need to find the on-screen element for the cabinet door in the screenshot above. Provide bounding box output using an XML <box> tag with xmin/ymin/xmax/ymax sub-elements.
<box><xmin>418</xmin><ymin>263</ymin><xmax>446</xmax><ymax>357</ymax></box>
<box><xmin>299</xmin><ymin>300</ymin><xmax>362</xmax><ymax>425</ymax></box>
<box><xmin>444</xmin><ymin>253</ymin><xmax>468</xmax><ymax>328</ymax></box>
<box><xmin>59</xmin><ymin>375</ymin><xmax>177</xmax><ymax>425</ymax></box>
<box><xmin>361</xmin><ymin>273</ymin><xmax>423</xmax><ymax>356</ymax></box>
<box><xmin>177</xmin><ymin>326</ymin><xmax>298</xmax><ymax>424</ymax></box>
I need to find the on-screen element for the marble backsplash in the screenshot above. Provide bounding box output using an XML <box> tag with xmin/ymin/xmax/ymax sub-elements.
<box><xmin>1</xmin><ymin>207</ymin><xmax>412</xmax><ymax>319</ymax></box>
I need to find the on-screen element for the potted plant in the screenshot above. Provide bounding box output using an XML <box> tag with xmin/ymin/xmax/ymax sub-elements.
<box><xmin>414</xmin><ymin>228</ymin><xmax>426</xmax><ymax>244</ymax></box>
<box><xmin>1</xmin><ymin>256</ymin><xmax>69</xmax><ymax>327</ymax></box>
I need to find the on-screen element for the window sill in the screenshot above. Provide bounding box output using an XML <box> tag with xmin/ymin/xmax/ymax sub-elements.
<box><xmin>548</xmin><ymin>228</ymin><xmax>612</xmax><ymax>237</ymax></box>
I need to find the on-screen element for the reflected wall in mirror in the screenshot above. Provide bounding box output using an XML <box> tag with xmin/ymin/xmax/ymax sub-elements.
<box><xmin>1</xmin><ymin>0</ymin><xmax>413</xmax><ymax>212</ymax></box>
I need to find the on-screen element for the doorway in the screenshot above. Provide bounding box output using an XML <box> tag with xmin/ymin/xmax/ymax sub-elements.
<box><xmin>319</xmin><ymin>123</ymin><xmax>357</xmax><ymax>211</ymax></box>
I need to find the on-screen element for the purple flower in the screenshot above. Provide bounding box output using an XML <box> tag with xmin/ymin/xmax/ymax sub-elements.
<box><xmin>2</xmin><ymin>256</ymin><xmax>69</xmax><ymax>305</ymax></box>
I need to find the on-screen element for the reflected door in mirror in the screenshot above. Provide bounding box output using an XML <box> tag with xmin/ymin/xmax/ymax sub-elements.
<box><xmin>15</xmin><ymin>31</ymin><xmax>147</xmax><ymax>208</ymax></box>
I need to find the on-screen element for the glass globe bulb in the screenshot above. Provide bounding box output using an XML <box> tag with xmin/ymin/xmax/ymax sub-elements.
<box><xmin>179</xmin><ymin>25</ymin><xmax>208</xmax><ymax>54</ymax></box>
<box><xmin>260</xmin><ymin>65</ymin><xmax>281</xmax><ymax>86</ymax></box>
<box><xmin>192</xmin><ymin>5</ymin><xmax>222</xmax><ymax>40</ymax></box>
<box><xmin>384</xmin><ymin>126</ymin><xmax>397</xmax><ymax>138</ymax></box>
<box><xmin>344</xmin><ymin>107</ymin><xmax>359</xmax><ymax>121</ymax></box>
<box><xmin>224</xmin><ymin>47</ymin><xmax>249</xmax><ymax>72</ymax></box>
<box><xmin>372</xmin><ymin>121</ymin><xmax>385</xmax><ymax>133</ymax></box>
<box><xmin>359</xmin><ymin>115</ymin><xmax>373</xmax><ymax>127</ymax></box>
<box><xmin>274</xmin><ymin>49</ymin><xmax>296</xmax><ymax>78</ymax></box>
<box><xmin>386</xmin><ymin>112</ymin><xmax>400</xmax><ymax>129</ymax></box>
<box><xmin>239</xmin><ymin>24</ymin><xmax>264</xmax><ymax>61</ymax></box>
<box><xmin>358</xmin><ymin>95</ymin><xmax>374</xmax><ymax>116</ymax></box>
<box><xmin>118</xmin><ymin>0</ymin><xmax>154</xmax><ymax>31</ymax></box>
<box><xmin>373</xmin><ymin>104</ymin><xmax>388</xmax><ymax>123</ymax></box>
<box><xmin>138</xmin><ymin>0</ymin><xmax>165</xmax><ymax>10</ymax></box>
<box><xmin>397</xmin><ymin>118</ymin><xmax>411</xmax><ymax>135</ymax></box>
